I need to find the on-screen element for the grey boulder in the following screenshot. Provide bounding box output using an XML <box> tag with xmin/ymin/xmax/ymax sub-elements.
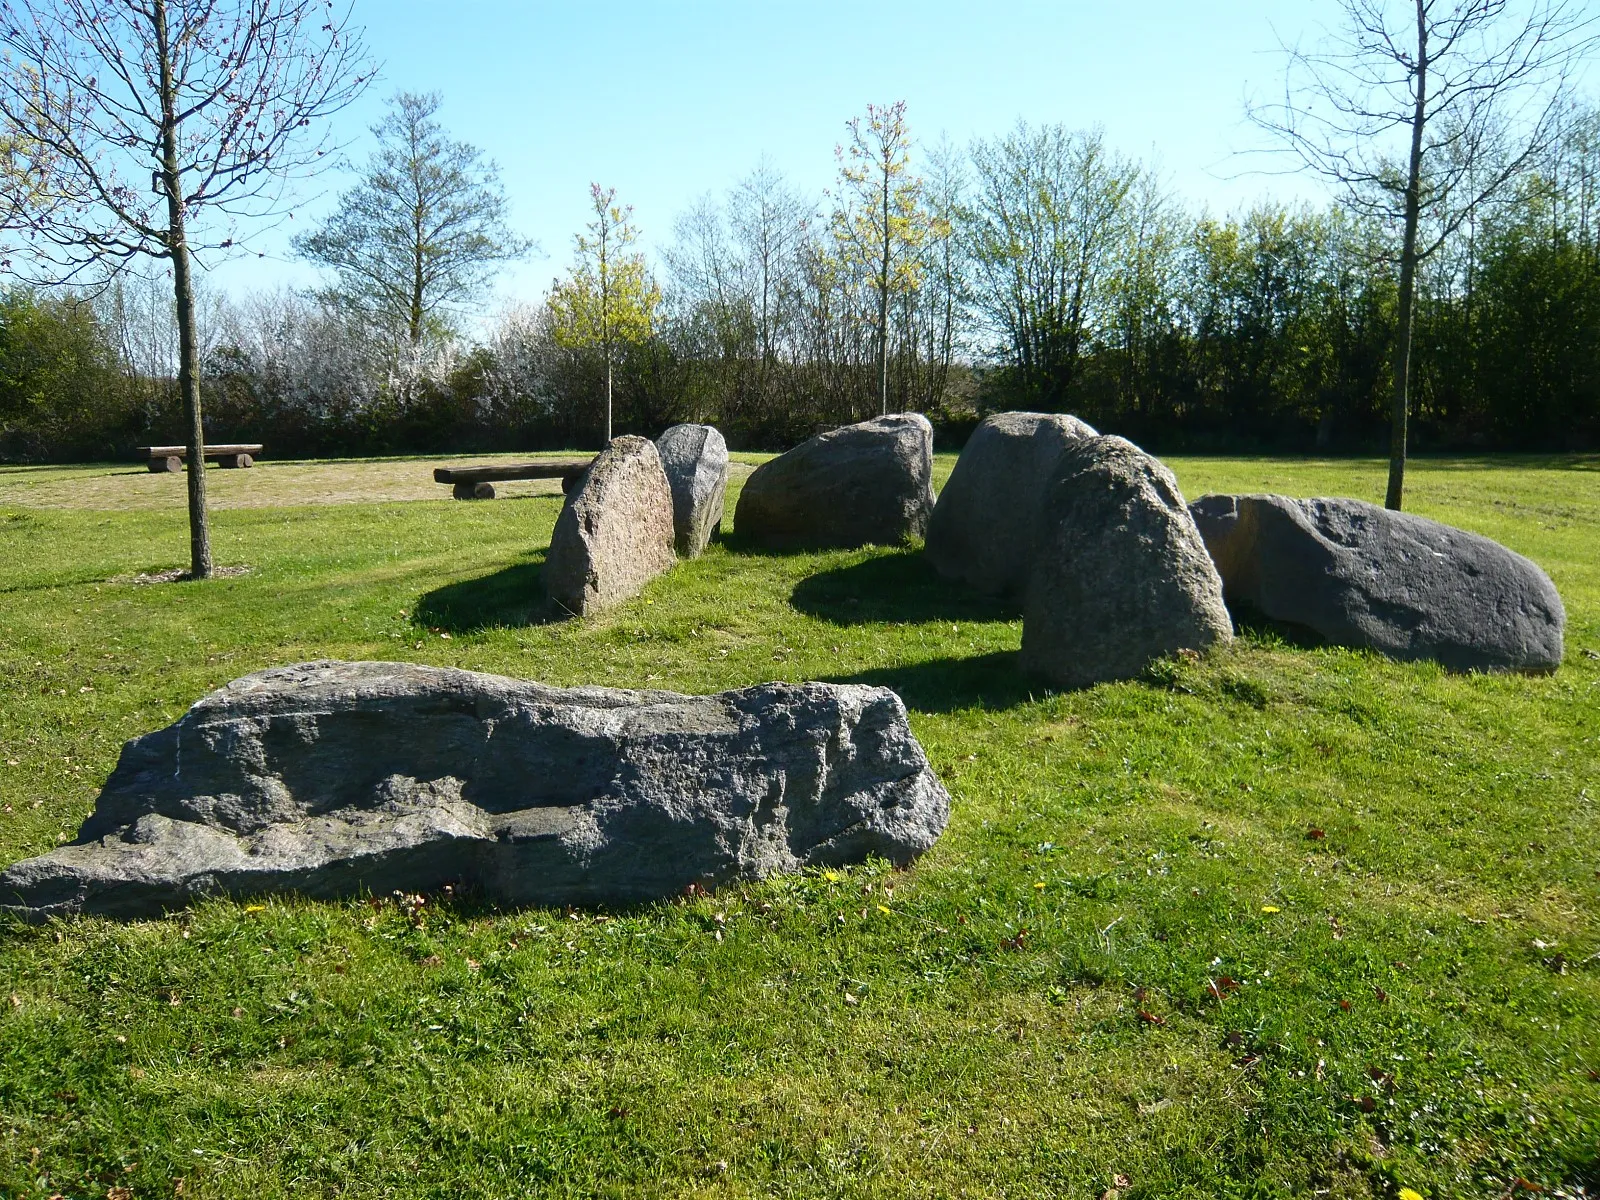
<box><xmin>735</xmin><ymin>413</ymin><xmax>936</xmax><ymax>548</ymax></box>
<box><xmin>1188</xmin><ymin>493</ymin><xmax>1565</xmax><ymax>671</ymax></box>
<box><xmin>1021</xmin><ymin>436</ymin><xmax>1232</xmax><ymax>687</ymax></box>
<box><xmin>925</xmin><ymin>411</ymin><xmax>1098</xmax><ymax>598</ymax></box>
<box><xmin>655</xmin><ymin>423</ymin><xmax>728</xmax><ymax>557</ymax></box>
<box><xmin>544</xmin><ymin>435</ymin><xmax>676</xmax><ymax>615</ymax></box>
<box><xmin>0</xmin><ymin>661</ymin><xmax>952</xmax><ymax>922</ymax></box>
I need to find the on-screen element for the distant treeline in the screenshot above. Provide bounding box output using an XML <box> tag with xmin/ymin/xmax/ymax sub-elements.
<box><xmin>5</xmin><ymin>110</ymin><xmax>1600</xmax><ymax>462</ymax></box>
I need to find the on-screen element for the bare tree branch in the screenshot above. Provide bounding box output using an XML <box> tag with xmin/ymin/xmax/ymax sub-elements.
<box><xmin>0</xmin><ymin>0</ymin><xmax>372</xmax><ymax>577</ymax></box>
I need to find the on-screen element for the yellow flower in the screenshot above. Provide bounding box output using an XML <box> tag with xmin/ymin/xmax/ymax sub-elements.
<box><xmin>1398</xmin><ymin>1189</ymin><xmax>1425</xmax><ymax>1200</ymax></box>
<box><xmin>876</xmin><ymin>905</ymin><xmax>891</xmax><ymax>915</ymax></box>
<box><xmin>244</xmin><ymin>904</ymin><xmax>266</xmax><ymax>913</ymax></box>
<box><xmin>1261</xmin><ymin>905</ymin><xmax>1282</xmax><ymax>914</ymax></box>
<box><xmin>1033</xmin><ymin>881</ymin><xmax>1047</xmax><ymax>890</ymax></box>
<box><xmin>822</xmin><ymin>870</ymin><xmax>841</xmax><ymax>883</ymax></box>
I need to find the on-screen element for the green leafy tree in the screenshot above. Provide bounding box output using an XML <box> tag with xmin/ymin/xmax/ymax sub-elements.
<box><xmin>965</xmin><ymin>124</ymin><xmax>1140</xmax><ymax>411</ymax></box>
<box><xmin>548</xmin><ymin>184</ymin><xmax>660</xmax><ymax>443</ymax></box>
<box><xmin>0</xmin><ymin>286</ymin><xmax>129</xmax><ymax>458</ymax></box>
<box><xmin>296</xmin><ymin>92</ymin><xmax>529</xmax><ymax>354</ymax></box>
<box><xmin>832</xmin><ymin>101</ymin><xmax>929</xmax><ymax>415</ymax></box>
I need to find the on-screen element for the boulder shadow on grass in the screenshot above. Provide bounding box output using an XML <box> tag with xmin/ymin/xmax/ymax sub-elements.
<box><xmin>414</xmin><ymin>556</ymin><xmax>568</xmax><ymax>633</ymax></box>
<box><xmin>790</xmin><ymin>550</ymin><xmax>1018</xmax><ymax>626</ymax></box>
<box><xmin>1221</xmin><ymin>601</ymin><xmax>1340</xmax><ymax>653</ymax></box>
<box><xmin>824</xmin><ymin>651</ymin><xmax>1036</xmax><ymax>714</ymax></box>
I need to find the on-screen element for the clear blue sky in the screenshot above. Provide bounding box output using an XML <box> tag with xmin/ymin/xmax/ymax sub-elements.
<box><xmin>204</xmin><ymin>0</ymin><xmax>1343</xmax><ymax>306</ymax></box>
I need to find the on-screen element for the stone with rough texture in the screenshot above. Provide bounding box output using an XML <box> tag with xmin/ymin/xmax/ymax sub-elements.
<box><xmin>0</xmin><ymin>661</ymin><xmax>951</xmax><ymax>922</ymax></box>
<box><xmin>655</xmin><ymin>423</ymin><xmax>728</xmax><ymax>557</ymax></box>
<box><xmin>925</xmin><ymin>411</ymin><xmax>1098</xmax><ymax>598</ymax></box>
<box><xmin>544</xmin><ymin>435</ymin><xmax>676</xmax><ymax>615</ymax></box>
<box><xmin>1189</xmin><ymin>493</ymin><xmax>1565</xmax><ymax>671</ymax></box>
<box><xmin>1021</xmin><ymin>436</ymin><xmax>1232</xmax><ymax>687</ymax></box>
<box><xmin>735</xmin><ymin>414</ymin><xmax>935</xmax><ymax>548</ymax></box>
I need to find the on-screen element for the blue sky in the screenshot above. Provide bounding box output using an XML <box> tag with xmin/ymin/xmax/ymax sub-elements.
<box><xmin>206</xmin><ymin>0</ymin><xmax>1342</xmax><ymax>305</ymax></box>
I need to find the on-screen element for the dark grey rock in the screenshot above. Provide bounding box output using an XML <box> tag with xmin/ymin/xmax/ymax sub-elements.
<box><xmin>925</xmin><ymin>411</ymin><xmax>1098</xmax><ymax>598</ymax></box>
<box><xmin>734</xmin><ymin>413</ymin><xmax>935</xmax><ymax>549</ymax></box>
<box><xmin>655</xmin><ymin>423</ymin><xmax>728</xmax><ymax>557</ymax></box>
<box><xmin>1021</xmin><ymin>436</ymin><xmax>1232</xmax><ymax>687</ymax></box>
<box><xmin>1188</xmin><ymin>493</ymin><xmax>1565</xmax><ymax>671</ymax></box>
<box><xmin>0</xmin><ymin>661</ymin><xmax>951</xmax><ymax>922</ymax></box>
<box><xmin>544</xmin><ymin>435</ymin><xmax>676</xmax><ymax>615</ymax></box>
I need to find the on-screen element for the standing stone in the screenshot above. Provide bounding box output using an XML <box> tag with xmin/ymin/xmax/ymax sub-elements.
<box><xmin>735</xmin><ymin>413</ymin><xmax>936</xmax><ymax>549</ymax></box>
<box><xmin>925</xmin><ymin>411</ymin><xmax>1098</xmax><ymax>598</ymax></box>
<box><xmin>1021</xmin><ymin>436</ymin><xmax>1232</xmax><ymax>688</ymax></box>
<box><xmin>544</xmin><ymin>435</ymin><xmax>676</xmax><ymax>615</ymax></box>
<box><xmin>655</xmin><ymin>423</ymin><xmax>728</xmax><ymax>557</ymax></box>
<box><xmin>0</xmin><ymin>661</ymin><xmax>952</xmax><ymax>921</ymax></box>
<box><xmin>1189</xmin><ymin>493</ymin><xmax>1566</xmax><ymax>672</ymax></box>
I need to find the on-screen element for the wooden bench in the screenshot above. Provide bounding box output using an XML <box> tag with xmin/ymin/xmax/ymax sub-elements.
<box><xmin>433</xmin><ymin>458</ymin><xmax>594</xmax><ymax>500</ymax></box>
<box><xmin>140</xmin><ymin>444</ymin><xmax>263</xmax><ymax>473</ymax></box>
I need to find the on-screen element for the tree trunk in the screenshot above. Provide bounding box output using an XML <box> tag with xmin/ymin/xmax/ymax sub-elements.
<box><xmin>154</xmin><ymin>0</ymin><xmax>212</xmax><ymax>578</ymax></box>
<box><xmin>600</xmin><ymin>217</ymin><xmax>612</xmax><ymax>445</ymax></box>
<box><xmin>411</xmin><ymin>203</ymin><xmax>425</xmax><ymax>347</ymax></box>
<box><xmin>878</xmin><ymin>166</ymin><xmax>891</xmax><ymax>416</ymax></box>
<box><xmin>1386</xmin><ymin>0</ymin><xmax>1429</xmax><ymax>513</ymax></box>
<box><xmin>604</xmin><ymin>344</ymin><xmax>613</xmax><ymax>445</ymax></box>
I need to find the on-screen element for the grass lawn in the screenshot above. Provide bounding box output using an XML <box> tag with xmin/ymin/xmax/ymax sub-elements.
<box><xmin>0</xmin><ymin>451</ymin><xmax>1596</xmax><ymax>1199</ymax></box>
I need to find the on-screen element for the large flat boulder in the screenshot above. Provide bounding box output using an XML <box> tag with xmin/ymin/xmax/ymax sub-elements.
<box><xmin>544</xmin><ymin>435</ymin><xmax>676</xmax><ymax>615</ymax></box>
<box><xmin>1021</xmin><ymin>436</ymin><xmax>1232</xmax><ymax>687</ymax></box>
<box><xmin>0</xmin><ymin>661</ymin><xmax>952</xmax><ymax>921</ymax></box>
<box><xmin>1188</xmin><ymin>493</ymin><xmax>1565</xmax><ymax>671</ymax></box>
<box><xmin>655</xmin><ymin>423</ymin><xmax>728</xmax><ymax>557</ymax></box>
<box><xmin>925</xmin><ymin>411</ymin><xmax>1098</xmax><ymax>598</ymax></box>
<box><xmin>735</xmin><ymin>413</ymin><xmax>935</xmax><ymax>549</ymax></box>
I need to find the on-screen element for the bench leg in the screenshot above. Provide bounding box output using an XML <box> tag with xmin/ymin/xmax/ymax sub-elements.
<box><xmin>235</xmin><ymin>453</ymin><xmax>253</xmax><ymax>468</ymax></box>
<box><xmin>148</xmin><ymin>456</ymin><xmax>182</xmax><ymax>474</ymax></box>
<box><xmin>453</xmin><ymin>482</ymin><xmax>495</xmax><ymax>500</ymax></box>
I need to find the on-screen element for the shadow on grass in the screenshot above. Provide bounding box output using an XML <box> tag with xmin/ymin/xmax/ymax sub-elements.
<box><xmin>718</xmin><ymin>530</ymin><xmax>881</xmax><ymax>559</ymax></box>
<box><xmin>790</xmin><ymin>550</ymin><xmax>1018</xmax><ymax>626</ymax></box>
<box><xmin>823</xmin><ymin>651</ymin><xmax>1040</xmax><ymax>714</ymax></box>
<box><xmin>1226</xmin><ymin>606</ymin><xmax>1330</xmax><ymax>652</ymax></box>
<box><xmin>414</xmin><ymin>556</ymin><xmax>569</xmax><ymax>633</ymax></box>
<box><xmin>1412</xmin><ymin>452</ymin><xmax>1600</xmax><ymax>472</ymax></box>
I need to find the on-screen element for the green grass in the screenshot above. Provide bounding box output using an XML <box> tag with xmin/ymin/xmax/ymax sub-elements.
<box><xmin>0</xmin><ymin>453</ymin><xmax>1596</xmax><ymax>1199</ymax></box>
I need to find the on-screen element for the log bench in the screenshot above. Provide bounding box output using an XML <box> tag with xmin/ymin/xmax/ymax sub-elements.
<box><xmin>140</xmin><ymin>444</ymin><xmax>263</xmax><ymax>473</ymax></box>
<box><xmin>433</xmin><ymin>458</ymin><xmax>595</xmax><ymax>500</ymax></box>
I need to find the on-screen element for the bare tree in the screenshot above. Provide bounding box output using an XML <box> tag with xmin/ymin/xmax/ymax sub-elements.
<box><xmin>729</xmin><ymin>161</ymin><xmax>807</xmax><ymax>396</ymax></box>
<box><xmin>912</xmin><ymin>138</ymin><xmax>968</xmax><ymax>412</ymax></box>
<box><xmin>1252</xmin><ymin>0</ymin><xmax>1596</xmax><ymax>509</ymax></box>
<box><xmin>0</xmin><ymin>0</ymin><xmax>370</xmax><ymax>576</ymax></box>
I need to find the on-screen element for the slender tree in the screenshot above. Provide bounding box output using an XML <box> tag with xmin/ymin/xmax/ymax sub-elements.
<box><xmin>0</xmin><ymin>0</ymin><xmax>370</xmax><ymax>577</ymax></box>
<box><xmin>913</xmin><ymin>139</ymin><xmax>967</xmax><ymax>411</ymax></box>
<box><xmin>547</xmin><ymin>184</ymin><xmax>658</xmax><ymax>444</ymax></box>
<box><xmin>730</xmin><ymin>162</ymin><xmax>807</xmax><ymax>393</ymax></box>
<box><xmin>832</xmin><ymin>101</ymin><xmax>927</xmax><ymax>415</ymax></box>
<box><xmin>1252</xmin><ymin>0</ymin><xmax>1596</xmax><ymax>509</ymax></box>
<box><xmin>295</xmin><ymin>91</ymin><xmax>529</xmax><ymax>356</ymax></box>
